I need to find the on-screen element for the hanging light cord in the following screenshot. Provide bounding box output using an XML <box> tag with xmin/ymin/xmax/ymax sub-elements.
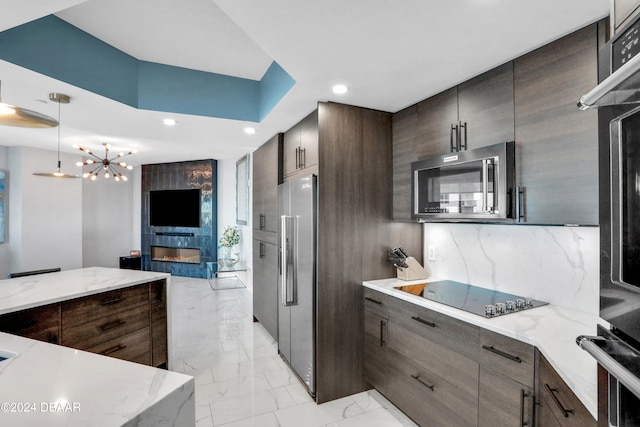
<box><xmin>56</xmin><ymin>99</ymin><xmax>61</xmax><ymax>171</ymax></box>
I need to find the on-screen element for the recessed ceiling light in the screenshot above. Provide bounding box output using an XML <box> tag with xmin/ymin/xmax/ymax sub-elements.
<box><xmin>163</xmin><ymin>118</ymin><xmax>176</xmax><ymax>126</ymax></box>
<box><xmin>332</xmin><ymin>84</ymin><xmax>348</xmax><ymax>95</ymax></box>
<box><xmin>244</xmin><ymin>127</ymin><xmax>256</xmax><ymax>135</ymax></box>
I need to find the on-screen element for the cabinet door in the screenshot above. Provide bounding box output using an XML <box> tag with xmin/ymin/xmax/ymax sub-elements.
<box><xmin>458</xmin><ymin>62</ymin><xmax>515</xmax><ymax>149</ymax></box>
<box><xmin>536</xmin><ymin>352</ymin><xmax>596</xmax><ymax>427</ymax></box>
<box><xmin>283</xmin><ymin>123</ymin><xmax>301</xmax><ymax>178</ymax></box>
<box><xmin>514</xmin><ymin>24</ymin><xmax>599</xmax><ymax>225</ymax></box>
<box><xmin>252</xmin><ymin>134</ymin><xmax>281</xmax><ymax>233</ymax></box>
<box><xmin>299</xmin><ymin>110</ymin><xmax>319</xmax><ymax>170</ymax></box>
<box><xmin>479</xmin><ymin>366</ymin><xmax>534</xmax><ymax>427</ymax></box>
<box><xmin>252</xmin><ymin>239</ymin><xmax>278</xmax><ymax>340</ymax></box>
<box><xmin>150</xmin><ymin>280</ymin><xmax>168</xmax><ymax>368</ymax></box>
<box><xmin>392</xmin><ymin>88</ymin><xmax>458</xmax><ymax>221</ymax></box>
<box><xmin>363</xmin><ymin>309</ymin><xmax>387</xmax><ymax>394</ymax></box>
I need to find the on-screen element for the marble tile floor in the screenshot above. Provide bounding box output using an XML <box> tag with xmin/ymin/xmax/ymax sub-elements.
<box><xmin>169</xmin><ymin>276</ymin><xmax>418</xmax><ymax>427</ymax></box>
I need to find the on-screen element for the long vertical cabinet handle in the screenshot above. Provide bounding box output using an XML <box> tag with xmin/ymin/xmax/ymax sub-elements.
<box><xmin>459</xmin><ymin>121</ymin><xmax>467</xmax><ymax>151</ymax></box>
<box><xmin>520</xmin><ymin>389</ymin><xmax>530</xmax><ymax>427</ymax></box>
<box><xmin>380</xmin><ymin>320</ymin><xmax>386</xmax><ymax>347</ymax></box>
<box><xmin>259</xmin><ymin>241</ymin><xmax>265</xmax><ymax>258</ymax></box>
<box><xmin>300</xmin><ymin>148</ymin><xmax>306</xmax><ymax>169</ymax></box>
<box><xmin>450</xmin><ymin>123</ymin><xmax>458</xmax><ymax>152</ymax></box>
<box><xmin>515</xmin><ymin>186</ymin><xmax>525</xmax><ymax>222</ymax></box>
<box><xmin>295</xmin><ymin>147</ymin><xmax>300</xmax><ymax>170</ymax></box>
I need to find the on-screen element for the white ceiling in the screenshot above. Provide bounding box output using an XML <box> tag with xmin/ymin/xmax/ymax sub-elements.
<box><xmin>0</xmin><ymin>0</ymin><xmax>610</xmax><ymax>167</ymax></box>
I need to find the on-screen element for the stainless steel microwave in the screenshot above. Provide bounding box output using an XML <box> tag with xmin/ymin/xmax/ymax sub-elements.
<box><xmin>411</xmin><ymin>141</ymin><xmax>515</xmax><ymax>222</ymax></box>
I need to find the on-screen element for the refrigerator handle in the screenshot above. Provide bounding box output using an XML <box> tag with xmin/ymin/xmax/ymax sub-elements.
<box><xmin>280</xmin><ymin>215</ymin><xmax>296</xmax><ymax>306</ymax></box>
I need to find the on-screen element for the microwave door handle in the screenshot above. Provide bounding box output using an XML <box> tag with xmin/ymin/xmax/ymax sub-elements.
<box><xmin>482</xmin><ymin>159</ymin><xmax>489</xmax><ymax>213</ymax></box>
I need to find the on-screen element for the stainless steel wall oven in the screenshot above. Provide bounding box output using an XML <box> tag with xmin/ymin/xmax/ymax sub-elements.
<box><xmin>577</xmin><ymin>13</ymin><xmax>640</xmax><ymax>426</ymax></box>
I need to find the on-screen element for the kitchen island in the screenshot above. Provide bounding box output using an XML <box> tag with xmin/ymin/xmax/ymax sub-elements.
<box><xmin>364</xmin><ymin>277</ymin><xmax>606</xmax><ymax>421</ymax></box>
<box><xmin>0</xmin><ymin>267</ymin><xmax>194</xmax><ymax>426</ymax></box>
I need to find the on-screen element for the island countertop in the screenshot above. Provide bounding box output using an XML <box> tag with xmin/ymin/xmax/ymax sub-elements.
<box><xmin>0</xmin><ymin>266</ymin><xmax>171</xmax><ymax>315</ymax></box>
<box><xmin>0</xmin><ymin>267</ymin><xmax>194</xmax><ymax>426</ymax></box>
<box><xmin>364</xmin><ymin>277</ymin><xmax>607</xmax><ymax>420</ymax></box>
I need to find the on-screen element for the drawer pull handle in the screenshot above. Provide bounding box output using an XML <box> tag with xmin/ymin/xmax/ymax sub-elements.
<box><xmin>100</xmin><ymin>320</ymin><xmax>127</xmax><ymax>332</ymax></box>
<box><xmin>411</xmin><ymin>316</ymin><xmax>436</xmax><ymax>328</ymax></box>
<box><xmin>100</xmin><ymin>297</ymin><xmax>124</xmax><ymax>306</ymax></box>
<box><xmin>544</xmin><ymin>384</ymin><xmax>574</xmax><ymax>418</ymax></box>
<box><xmin>482</xmin><ymin>345</ymin><xmax>522</xmax><ymax>363</ymax></box>
<box><xmin>365</xmin><ymin>297</ymin><xmax>382</xmax><ymax>305</ymax></box>
<box><xmin>411</xmin><ymin>374</ymin><xmax>435</xmax><ymax>391</ymax></box>
<box><xmin>102</xmin><ymin>344</ymin><xmax>127</xmax><ymax>356</ymax></box>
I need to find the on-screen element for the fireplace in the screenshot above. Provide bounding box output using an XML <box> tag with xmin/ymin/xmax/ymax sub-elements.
<box><xmin>151</xmin><ymin>246</ymin><xmax>201</xmax><ymax>264</ymax></box>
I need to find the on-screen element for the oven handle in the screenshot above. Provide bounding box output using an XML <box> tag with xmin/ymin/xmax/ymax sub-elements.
<box><xmin>577</xmin><ymin>335</ymin><xmax>640</xmax><ymax>399</ymax></box>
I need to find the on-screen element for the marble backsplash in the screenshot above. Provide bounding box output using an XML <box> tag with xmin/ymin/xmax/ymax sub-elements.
<box><xmin>422</xmin><ymin>223</ymin><xmax>599</xmax><ymax>315</ymax></box>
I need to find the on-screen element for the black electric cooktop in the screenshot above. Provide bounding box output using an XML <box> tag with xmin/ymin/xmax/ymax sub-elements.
<box><xmin>394</xmin><ymin>280</ymin><xmax>548</xmax><ymax>318</ymax></box>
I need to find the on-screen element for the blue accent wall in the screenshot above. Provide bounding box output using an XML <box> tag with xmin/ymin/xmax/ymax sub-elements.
<box><xmin>0</xmin><ymin>15</ymin><xmax>295</xmax><ymax>122</ymax></box>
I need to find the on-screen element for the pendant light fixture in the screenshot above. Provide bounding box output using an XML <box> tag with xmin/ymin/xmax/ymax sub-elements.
<box><xmin>33</xmin><ymin>93</ymin><xmax>79</xmax><ymax>178</ymax></box>
<box><xmin>75</xmin><ymin>142</ymin><xmax>136</xmax><ymax>182</ymax></box>
<box><xmin>0</xmin><ymin>81</ymin><xmax>58</xmax><ymax>128</ymax></box>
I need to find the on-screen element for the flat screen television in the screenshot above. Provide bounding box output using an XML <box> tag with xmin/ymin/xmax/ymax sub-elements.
<box><xmin>149</xmin><ymin>189</ymin><xmax>201</xmax><ymax>228</ymax></box>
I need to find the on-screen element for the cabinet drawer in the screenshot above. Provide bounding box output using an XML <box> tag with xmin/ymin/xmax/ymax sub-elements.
<box><xmin>62</xmin><ymin>304</ymin><xmax>150</xmax><ymax>350</ymax></box>
<box><xmin>364</xmin><ymin>288</ymin><xmax>389</xmax><ymax>318</ymax></box>
<box><xmin>87</xmin><ymin>327</ymin><xmax>151</xmax><ymax>365</ymax></box>
<box><xmin>388</xmin><ymin>296</ymin><xmax>480</xmax><ymax>361</ymax></box>
<box><xmin>387</xmin><ymin>348</ymin><xmax>478</xmax><ymax>427</ymax></box>
<box><xmin>538</xmin><ymin>353</ymin><xmax>596</xmax><ymax>427</ymax></box>
<box><xmin>0</xmin><ymin>304</ymin><xmax>60</xmax><ymax>344</ymax></box>
<box><xmin>479</xmin><ymin>329</ymin><xmax>534</xmax><ymax>387</ymax></box>
<box><xmin>61</xmin><ymin>284</ymin><xmax>149</xmax><ymax>328</ymax></box>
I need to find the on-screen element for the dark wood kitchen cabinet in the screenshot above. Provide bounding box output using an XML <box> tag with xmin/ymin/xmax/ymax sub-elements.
<box><xmin>392</xmin><ymin>64</ymin><xmax>515</xmax><ymax>221</ymax></box>
<box><xmin>252</xmin><ymin>236</ymin><xmax>278</xmax><ymax>340</ymax></box>
<box><xmin>252</xmin><ymin>133</ymin><xmax>282</xmax><ymax>233</ymax></box>
<box><xmin>0</xmin><ymin>303</ymin><xmax>60</xmax><ymax>344</ymax></box>
<box><xmin>478</xmin><ymin>329</ymin><xmax>535</xmax><ymax>427</ymax></box>
<box><xmin>363</xmin><ymin>288</ymin><xmax>389</xmax><ymax>394</ymax></box>
<box><xmin>0</xmin><ymin>280</ymin><xmax>168</xmax><ymax>368</ymax></box>
<box><xmin>513</xmin><ymin>24</ymin><xmax>599</xmax><ymax>225</ymax></box>
<box><xmin>535</xmin><ymin>351</ymin><xmax>596</xmax><ymax>427</ymax></box>
<box><xmin>385</xmin><ymin>295</ymin><xmax>480</xmax><ymax>427</ymax></box>
<box><xmin>283</xmin><ymin>110</ymin><xmax>319</xmax><ymax>181</ymax></box>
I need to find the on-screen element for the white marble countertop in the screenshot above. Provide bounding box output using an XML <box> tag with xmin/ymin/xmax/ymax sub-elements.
<box><xmin>0</xmin><ymin>267</ymin><xmax>171</xmax><ymax>314</ymax></box>
<box><xmin>0</xmin><ymin>332</ymin><xmax>194</xmax><ymax>426</ymax></box>
<box><xmin>364</xmin><ymin>277</ymin><xmax>607</xmax><ymax>420</ymax></box>
<box><xmin>0</xmin><ymin>267</ymin><xmax>194</xmax><ymax>426</ymax></box>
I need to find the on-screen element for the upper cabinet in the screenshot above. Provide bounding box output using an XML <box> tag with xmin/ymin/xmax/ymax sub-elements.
<box><xmin>392</xmin><ymin>22</ymin><xmax>602</xmax><ymax>225</ymax></box>
<box><xmin>392</xmin><ymin>64</ymin><xmax>515</xmax><ymax>221</ymax></box>
<box><xmin>513</xmin><ymin>24</ymin><xmax>599</xmax><ymax>226</ymax></box>
<box><xmin>283</xmin><ymin>110</ymin><xmax>319</xmax><ymax>180</ymax></box>
<box><xmin>252</xmin><ymin>133</ymin><xmax>282</xmax><ymax>233</ymax></box>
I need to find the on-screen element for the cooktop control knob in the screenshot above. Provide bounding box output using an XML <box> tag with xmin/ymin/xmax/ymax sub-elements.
<box><xmin>515</xmin><ymin>299</ymin><xmax>526</xmax><ymax>310</ymax></box>
<box><xmin>505</xmin><ymin>300</ymin><xmax>515</xmax><ymax>312</ymax></box>
<box><xmin>495</xmin><ymin>303</ymin><xmax>505</xmax><ymax>314</ymax></box>
<box><xmin>485</xmin><ymin>304</ymin><xmax>496</xmax><ymax>317</ymax></box>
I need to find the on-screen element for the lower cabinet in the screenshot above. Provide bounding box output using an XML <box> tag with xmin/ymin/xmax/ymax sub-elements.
<box><xmin>363</xmin><ymin>289</ymin><xmax>595</xmax><ymax>427</ymax></box>
<box><xmin>252</xmin><ymin>236</ymin><xmax>278</xmax><ymax>340</ymax></box>
<box><xmin>363</xmin><ymin>306</ymin><xmax>388</xmax><ymax>394</ymax></box>
<box><xmin>536</xmin><ymin>352</ymin><xmax>596</xmax><ymax>427</ymax></box>
<box><xmin>0</xmin><ymin>280</ymin><xmax>168</xmax><ymax>368</ymax></box>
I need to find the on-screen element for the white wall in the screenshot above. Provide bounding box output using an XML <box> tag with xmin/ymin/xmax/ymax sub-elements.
<box><xmin>82</xmin><ymin>173</ymin><xmax>134</xmax><ymax>268</ymax></box>
<box><xmin>423</xmin><ymin>223</ymin><xmax>599</xmax><ymax>315</ymax></box>
<box><xmin>217</xmin><ymin>157</ymin><xmax>252</xmax><ymax>289</ymax></box>
<box><xmin>7</xmin><ymin>146</ymin><xmax>83</xmax><ymax>274</ymax></box>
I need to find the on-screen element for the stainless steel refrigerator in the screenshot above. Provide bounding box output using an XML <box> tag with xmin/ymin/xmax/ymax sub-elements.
<box><xmin>278</xmin><ymin>174</ymin><xmax>317</xmax><ymax>397</ymax></box>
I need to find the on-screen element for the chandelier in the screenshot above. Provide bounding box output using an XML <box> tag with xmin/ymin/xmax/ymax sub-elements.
<box><xmin>75</xmin><ymin>143</ymin><xmax>136</xmax><ymax>181</ymax></box>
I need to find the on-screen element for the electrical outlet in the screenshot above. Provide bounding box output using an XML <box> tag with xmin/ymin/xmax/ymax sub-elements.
<box><xmin>428</xmin><ymin>245</ymin><xmax>436</xmax><ymax>261</ymax></box>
